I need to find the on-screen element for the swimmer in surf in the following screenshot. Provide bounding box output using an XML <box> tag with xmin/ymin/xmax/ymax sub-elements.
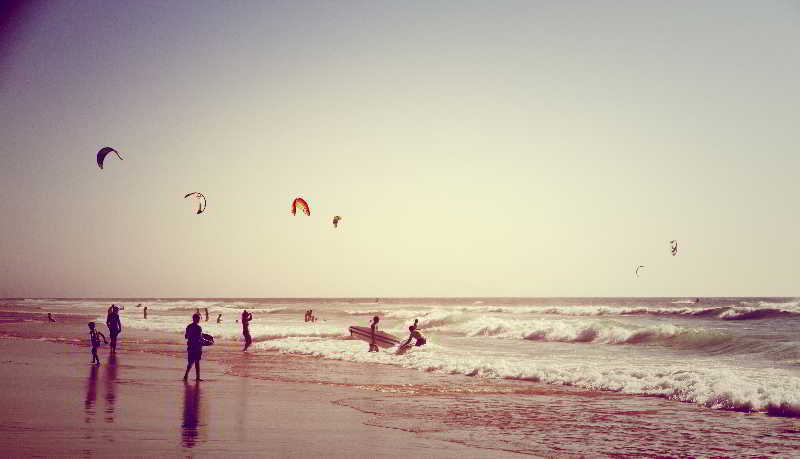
<box><xmin>47</xmin><ymin>313</ymin><xmax>56</xmax><ymax>322</ymax></box>
<box><xmin>400</xmin><ymin>319</ymin><xmax>426</xmax><ymax>349</ymax></box>
<box><xmin>241</xmin><ymin>310</ymin><xmax>253</xmax><ymax>351</ymax></box>
<box><xmin>183</xmin><ymin>313</ymin><xmax>203</xmax><ymax>381</ymax></box>
<box><xmin>217</xmin><ymin>313</ymin><xmax>222</xmax><ymax>323</ymax></box>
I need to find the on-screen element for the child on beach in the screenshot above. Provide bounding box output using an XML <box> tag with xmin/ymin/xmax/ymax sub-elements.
<box><xmin>88</xmin><ymin>322</ymin><xmax>108</xmax><ymax>365</ymax></box>
<box><xmin>184</xmin><ymin>313</ymin><xmax>203</xmax><ymax>381</ymax></box>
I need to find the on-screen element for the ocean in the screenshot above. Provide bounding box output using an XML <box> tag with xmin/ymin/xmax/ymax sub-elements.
<box><xmin>4</xmin><ymin>297</ymin><xmax>800</xmax><ymax>455</ymax></box>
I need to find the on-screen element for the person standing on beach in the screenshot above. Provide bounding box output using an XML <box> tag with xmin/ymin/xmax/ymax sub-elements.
<box><xmin>88</xmin><ymin>322</ymin><xmax>107</xmax><ymax>365</ymax></box>
<box><xmin>216</xmin><ymin>313</ymin><xmax>222</xmax><ymax>323</ymax></box>
<box><xmin>184</xmin><ymin>313</ymin><xmax>203</xmax><ymax>381</ymax></box>
<box><xmin>143</xmin><ymin>306</ymin><xmax>148</xmax><ymax>319</ymax></box>
<box><xmin>369</xmin><ymin>316</ymin><xmax>380</xmax><ymax>352</ymax></box>
<box><xmin>241</xmin><ymin>310</ymin><xmax>253</xmax><ymax>351</ymax></box>
<box><xmin>106</xmin><ymin>305</ymin><xmax>122</xmax><ymax>353</ymax></box>
<box><xmin>204</xmin><ymin>308</ymin><xmax>209</xmax><ymax>322</ymax></box>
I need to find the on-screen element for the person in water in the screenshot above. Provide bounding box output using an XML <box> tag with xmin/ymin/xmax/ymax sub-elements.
<box><xmin>241</xmin><ymin>310</ymin><xmax>253</xmax><ymax>351</ymax></box>
<box><xmin>216</xmin><ymin>313</ymin><xmax>222</xmax><ymax>323</ymax></box>
<box><xmin>143</xmin><ymin>306</ymin><xmax>148</xmax><ymax>319</ymax></box>
<box><xmin>184</xmin><ymin>313</ymin><xmax>203</xmax><ymax>381</ymax></box>
<box><xmin>204</xmin><ymin>308</ymin><xmax>209</xmax><ymax>322</ymax></box>
<box><xmin>88</xmin><ymin>322</ymin><xmax>108</xmax><ymax>365</ymax></box>
<box><xmin>304</xmin><ymin>310</ymin><xmax>310</xmax><ymax>322</ymax></box>
<box><xmin>369</xmin><ymin>316</ymin><xmax>380</xmax><ymax>352</ymax></box>
<box><xmin>401</xmin><ymin>319</ymin><xmax>426</xmax><ymax>349</ymax></box>
<box><xmin>47</xmin><ymin>313</ymin><xmax>56</xmax><ymax>322</ymax></box>
<box><xmin>106</xmin><ymin>305</ymin><xmax>122</xmax><ymax>354</ymax></box>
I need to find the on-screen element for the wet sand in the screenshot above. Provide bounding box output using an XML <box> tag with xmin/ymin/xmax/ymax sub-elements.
<box><xmin>0</xmin><ymin>332</ymin><xmax>518</xmax><ymax>457</ymax></box>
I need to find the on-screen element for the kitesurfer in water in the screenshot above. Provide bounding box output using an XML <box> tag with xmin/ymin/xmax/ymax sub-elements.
<box><xmin>369</xmin><ymin>316</ymin><xmax>380</xmax><ymax>352</ymax></box>
<box><xmin>106</xmin><ymin>305</ymin><xmax>122</xmax><ymax>353</ymax></box>
<box><xmin>241</xmin><ymin>310</ymin><xmax>253</xmax><ymax>351</ymax></box>
<box><xmin>183</xmin><ymin>313</ymin><xmax>203</xmax><ymax>381</ymax></box>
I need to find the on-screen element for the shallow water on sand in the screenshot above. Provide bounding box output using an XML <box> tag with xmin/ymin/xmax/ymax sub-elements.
<box><xmin>3</xmin><ymin>298</ymin><xmax>800</xmax><ymax>456</ymax></box>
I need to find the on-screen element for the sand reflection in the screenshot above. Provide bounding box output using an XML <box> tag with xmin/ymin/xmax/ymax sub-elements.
<box><xmin>84</xmin><ymin>365</ymin><xmax>98</xmax><ymax>424</ymax></box>
<box><xmin>104</xmin><ymin>354</ymin><xmax>117</xmax><ymax>423</ymax></box>
<box><xmin>181</xmin><ymin>382</ymin><xmax>207</xmax><ymax>448</ymax></box>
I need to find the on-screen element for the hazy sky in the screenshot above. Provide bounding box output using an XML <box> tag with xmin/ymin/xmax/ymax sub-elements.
<box><xmin>1</xmin><ymin>1</ymin><xmax>798</xmax><ymax>298</ymax></box>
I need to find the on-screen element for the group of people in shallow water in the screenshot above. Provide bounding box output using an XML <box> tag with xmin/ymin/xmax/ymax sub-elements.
<box><xmin>79</xmin><ymin>303</ymin><xmax>424</xmax><ymax>379</ymax></box>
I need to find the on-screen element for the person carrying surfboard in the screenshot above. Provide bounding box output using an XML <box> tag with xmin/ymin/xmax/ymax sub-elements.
<box><xmin>369</xmin><ymin>316</ymin><xmax>380</xmax><ymax>352</ymax></box>
<box><xmin>184</xmin><ymin>313</ymin><xmax>203</xmax><ymax>381</ymax></box>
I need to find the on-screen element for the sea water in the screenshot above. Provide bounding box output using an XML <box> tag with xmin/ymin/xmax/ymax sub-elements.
<box><xmin>6</xmin><ymin>297</ymin><xmax>800</xmax><ymax>455</ymax></box>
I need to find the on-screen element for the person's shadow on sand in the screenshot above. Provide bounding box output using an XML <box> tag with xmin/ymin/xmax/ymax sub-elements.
<box><xmin>181</xmin><ymin>382</ymin><xmax>206</xmax><ymax>448</ymax></box>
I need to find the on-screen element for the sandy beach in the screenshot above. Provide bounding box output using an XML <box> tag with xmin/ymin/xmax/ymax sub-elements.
<box><xmin>0</xmin><ymin>340</ymin><xmax>518</xmax><ymax>458</ymax></box>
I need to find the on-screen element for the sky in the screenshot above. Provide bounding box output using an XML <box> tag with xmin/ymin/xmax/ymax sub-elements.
<box><xmin>1</xmin><ymin>0</ymin><xmax>799</xmax><ymax>298</ymax></box>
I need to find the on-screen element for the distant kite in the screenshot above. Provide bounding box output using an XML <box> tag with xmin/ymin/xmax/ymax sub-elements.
<box><xmin>670</xmin><ymin>240</ymin><xmax>678</xmax><ymax>256</ymax></box>
<box><xmin>184</xmin><ymin>192</ymin><xmax>207</xmax><ymax>214</ymax></box>
<box><xmin>635</xmin><ymin>265</ymin><xmax>645</xmax><ymax>277</ymax></box>
<box><xmin>332</xmin><ymin>216</ymin><xmax>342</xmax><ymax>228</ymax></box>
<box><xmin>291</xmin><ymin>197</ymin><xmax>310</xmax><ymax>216</ymax></box>
<box><xmin>96</xmin><ymin>147</ymin><xmax>123</xmax><ymax>169</ymax></box>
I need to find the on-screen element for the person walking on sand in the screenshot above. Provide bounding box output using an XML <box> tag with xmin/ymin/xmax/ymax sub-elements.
<box><xmin>88</xmin><ymin>322</ymin><xmax>108</xmax><ymax>365</ymax></box>
<box><xmin>106</xmin><ymin>305</ymin><xmax>122</xmax><ymax>353</ymax></box>
<box><xmin>241</xmin><ymin>310</ymin><xmax>253</xmax><ymax>351</ymax></box>
<box><xmin>47</xmin><ymin>313</ymin><xmax>56</xmax><ymax>322</ymax></box>
<box><xmin>369</xmin><ymin>316</ymin><xmax>380</xmax><ymax>352</ymax></box>
<box><xmin>184</xmin><ymin>313</ymin><xmax>203</xmax><ymax>381</ymax></box>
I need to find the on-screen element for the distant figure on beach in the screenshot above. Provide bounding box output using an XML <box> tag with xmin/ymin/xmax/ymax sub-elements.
<box><xmin>47</xmin><ymin>313</ymin><xmax>56</xmax><ymax>322</ymax></box>
<box><xmin>184</xmin><ymin>313</ymin><xmax>203</xmax><ymax>381</ymax></box>
<box><xmin>143</xmin><ymin>306</ymin><xmax>148</xmax><ymax>319</ymax></box>
<box><xmin>106</xmin><ymin>305</ymin><xmax>122</xmax><ymax>353</ymax></box>
<box><xmin>400</xmin><ymin>319</ymin><xmax>426</xmax><ymax>349</ymax></box>
<box><xmin>241</xmin><ymin>310</ymin><xmax>253</xmax><ymax>351</ymax></box>
<box><xmin>695</xmin><ymin>298</ymin><xmax>701</xmax><ymax>303</ymax></box>
<box><xmin>88</xmin><ymin>322</ymin><xmax>107</xmax><ymax>365</ymax></box>
<box><xmin>304</xmin><ymin>310</ymin><xmax>311</xmax><ymax>322</ymax></box>
<box><xmin>369</xmin><ymin>316</ymin><xmax>380</xmax><ymax>352</ymax></box>
<box><xmin>204</xmin><ymin>308</ymin><xmax>209</xmax><ymax>322</ymax></box>
<box><xmin>136</xmin><ymin>303</ymin><xmax>142</xmax><ymax>308</ymax></box>
<box><xmin>216</xmin><ymin>313</ymin><xmax>222</xmax><ymax>323</ymax></box>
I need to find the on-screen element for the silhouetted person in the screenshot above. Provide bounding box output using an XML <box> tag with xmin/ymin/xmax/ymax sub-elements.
<box><xmin>88</xmin><ymin>322</ymin><xmax>107</xmax><ymax>365</ymax></box>
<box><xmin>47</xmin><ymin>312</ymin><xmax>56</xmax><ymax>322</ymax></box>
<box><xmin>369</xmin><ymin>316</ymin><xmax>380</xmax><ymax>352</ymax></box>
<box><xmin>106</xmin><ymin>305</ymin><xmax>122</xmax><ymax>353</ymax></box>
<box><xmin>184</xmin><ymin>313</ymin><xmax>203</xmax><ymax>381</ymax></box>
<box><xmin>143</xmin><ymin>306</ymin><xmax>148</xmax><ymax>319</ymax></box>
<box><xmin>400</xmin><ymin>319</ymin><xmax>426</xmax><ymax>349</ymax></box>
<box><xmin>216</xmin><ymin>313</ymin><xmax>222</xmax><ymax>323</ymax></box>
<box><xmin>204</xmin><ymin>308</ymin><xmax>209</xmax><ymax>322</ymax></box>
<box><xmin>304</xmin><ymin>310</ymin><xmax>310</xmax><ymax>322</ymax></box>
<box><xmin>241</xmin><ymin>310</ymin><xmax>253</xmax><ymax>351</ymax></box>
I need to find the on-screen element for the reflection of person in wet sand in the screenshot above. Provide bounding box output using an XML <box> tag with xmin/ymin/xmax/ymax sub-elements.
<box><xmin>84</xmin><ymin>364</ymin><xmax>99</xmax><ymax>426</ymax></box>
<box><xmin>183</xmin><ymin>313</ymin><xmax>203</xmax><ymax>381</ymax></box>
<box><xmin>181</xmin><ymin>382</ymin><xmax>203</xmax><ymax>448</ymax></box>
<box><xmin>241</xmin><ymin>310</ymin><xmax>253</xmax><ymax>352</ymax></box>
<box><xmin>104</xmin><ymin>354</ymin><xmax>118</xmax><ymax>423</ymax></box>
